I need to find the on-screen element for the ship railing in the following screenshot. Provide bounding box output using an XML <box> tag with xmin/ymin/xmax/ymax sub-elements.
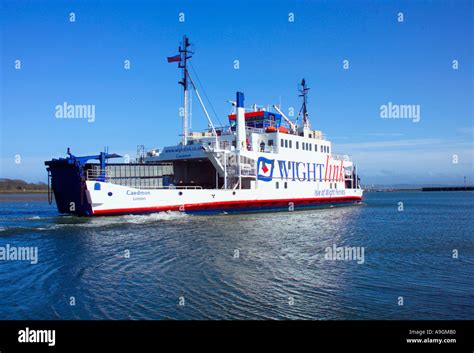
<box><xmin>92</xmin><ymin>182</ymin><xmax>202</xmax><ymax>190</ymax></box>
<box><xmin>204</xmin><ymin>141</ymin><xmax>280</xmax><ymax>155</ymax></box>
<box><xmin>204</xmin><ymin>141</ymin><xmax>234</xmax><ymax>152</ymax></box>
<box><xmin>259</xmin><ymin>145</ymin><xmax>279</xmax><ymax>154</ymax></box>
<box><xmin>86</xmin><ymin>169</ymin><xmax>203</xmax><ymax>190</ymax></box>
<box><xmin>134</xmin><ymin>185</ymin><xmax>202</xmax><ymax>190</ymax></box>
<box><xmin>86</xmin><ymin>168</ymin><xmax>109</xmax><ymax>181</ymax></box>
<box><xmin>245</xmin><ymin>126</ymin><xmax>266</xmax><ymax>134</ymax></box>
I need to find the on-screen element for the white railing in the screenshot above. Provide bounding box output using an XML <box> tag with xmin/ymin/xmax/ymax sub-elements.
<box><xmin>260</xmin><ymin>145</ymin><xmax>279</xmax><ymax>154</ymax></box>
<box><xmin>246</xmin><ymin>126</ymin><xmax>266</xmax><ymax>134</ymax></box>
<box><xmin>86</xmin><ymin>169</ymin><xmax>109</xmax><ymax>181</ymax></box>
<box><xmin>205</xmin><ymin>141</ymin><xmax>233</xmax><ymax>152</ymax></box>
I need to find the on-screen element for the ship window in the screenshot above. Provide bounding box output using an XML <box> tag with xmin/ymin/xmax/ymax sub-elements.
<box><xmin>268</xmin><ymin>139</ymin><xmax>274</xmax><ymax>146</ymax></box>
<box><xmin>302</xmin><ymin>143</ymin><xmax>305</xmax><ymax>151</ymax></box>
<box><xmin>315</xmin><ymin>144</ymin><xmax>317</xmax><ymax>152</ymax></box>
<box><xmin>296</xmin><ymin>141</ymin><xmax>299</xmax><ymax>149</ymax></box>
<box><xmin>328</xmin><ymin>146</ymin><xmax>330</xmax><ymax>153</ymax></box>
<box><xmin>289</xmin><ymin>140</ymin><xmax>292</xmax><ymax>148</ymax></box>
<box><xmin>285</xmin><ymin>140</ymin><xmax>288</xmax><ymax>148</ymax></box>
<box><xmin>284</xmin><ymin>182</ymin><xmax>287</xmax><ymax>189</ymax></box>
<box><xmin>330</xmin><ymin>183</ymin><xmax>332</xmax><ymax>189</ymax></box>
<box><xmin>309</xmin><ymin>144</ymin><xmax>312</xmax><ymax>151</ymax></box>
<box><xmin>280</xmin><ymin>139</ymin><xmax>284</xmax><ymax>147</ymax></box>
<box><xmin>276</xmin><ymin>182</ymin><xmax>279</xmax><ymax>189</ymax></box>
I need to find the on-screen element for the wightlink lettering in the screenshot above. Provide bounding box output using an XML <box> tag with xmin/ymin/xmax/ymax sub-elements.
<box><xmin>258</xmin><ymin>156</ymin><xmax>344</xmax><ymax>182</ymax></box>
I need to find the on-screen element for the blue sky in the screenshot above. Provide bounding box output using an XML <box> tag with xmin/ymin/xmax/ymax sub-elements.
<box><xmin>1</xmin><ymin>0</ymin><xmax>472</xmax><ymax>185</ymax></box>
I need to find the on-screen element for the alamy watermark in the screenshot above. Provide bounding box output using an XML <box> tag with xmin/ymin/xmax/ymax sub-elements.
<box><xmin>324</xmin><ymin>244</ymin><xmax>365</xmax><ymax>264</ymax></box>
<box><xmin>380</xmin><ymin>102</ymin><xmax>420</xmax><ymax>123</ymax></box>
<box><xmin>0</xmin><ymin>244</ymin><xmax>38</xmax><ymax>264</ymax></box>
<box><xmin>55</xmin><ymin>102</ymin><xmax>95</xmax><ymax>123</ymax></box>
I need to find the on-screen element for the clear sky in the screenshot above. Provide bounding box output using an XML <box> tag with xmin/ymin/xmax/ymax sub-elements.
<box><xmin>1</xmin><ymin>0</ymin><xmax>472</xmax><ymax>185</ymax></box>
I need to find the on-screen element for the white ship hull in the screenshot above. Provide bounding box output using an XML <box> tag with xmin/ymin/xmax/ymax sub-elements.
<box><xmin>86</xmin><ymin>181</ymin><xmax>363</xmax><ymax>215</ymax></box>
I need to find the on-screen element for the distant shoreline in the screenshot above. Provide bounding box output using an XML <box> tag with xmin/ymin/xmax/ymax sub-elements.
<box><xmin>0</xmin><ymin>178</ymin><xmax>48</xmax><ymax>194</ymax></box>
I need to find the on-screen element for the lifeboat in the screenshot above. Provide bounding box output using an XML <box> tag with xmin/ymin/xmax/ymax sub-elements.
<box><xmin>265</xmin><ymin>126</ymin><xmax>277</xmax><ymax>133</ymax></box>
<box><xmin>265</xmin><ymin>126</ymin><xmax>289</xmax><ymax>133</ymax></box>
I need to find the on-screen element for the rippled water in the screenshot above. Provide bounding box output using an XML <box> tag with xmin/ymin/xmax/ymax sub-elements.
<box><xmin>0</xmin><ymin>192</ymin><xmax>473</xmax><ymax>320</ymax></box>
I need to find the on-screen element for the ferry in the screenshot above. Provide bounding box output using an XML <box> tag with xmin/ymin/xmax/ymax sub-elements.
<box><xmin>45</xmin><ymin>36</ymin><xmax>363</xmax><ymax>216</ymax></box>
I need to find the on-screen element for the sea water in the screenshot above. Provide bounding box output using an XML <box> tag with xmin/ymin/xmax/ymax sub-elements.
<box><xmin>0</xmin><ymin>191</ymin><xmax>472</xmax><ymax>320</ymax></box>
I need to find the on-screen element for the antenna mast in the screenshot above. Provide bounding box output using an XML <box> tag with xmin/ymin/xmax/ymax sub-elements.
<box><xmin>299</xmin><ymin>78</ymin><xmax>310</xmax><ymax>128</ymax></box>
<box><xmin>178</xmin><ymin>35</ymin><xmax>193</xmax><ymax>145</ymax></box>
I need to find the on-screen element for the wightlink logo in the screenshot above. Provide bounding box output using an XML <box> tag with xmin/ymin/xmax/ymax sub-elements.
<box><xmin>257</xmin><ymin>156</ymin><xmax>344</xmax><ymax>183</ymax></box>
<box><xmin>55</xmin><ymin>102</ymin><xmax>96</xmax><ymax>123</ymax></box>
<box><xmin>380</xmin><ymin>102</ymin><xmax>420</xmax><ymax>123</ymax></box>
<box><xmin>257</xmin><ymin>157</ymin><xmax>275</xmax><ymax>181</ymax></box>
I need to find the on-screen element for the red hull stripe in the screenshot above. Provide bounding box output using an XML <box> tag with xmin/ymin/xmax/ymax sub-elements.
<box><xmin>92</xmin><ymin>196</ymin><xmax>362</xmax><ymax>215</ymax></box>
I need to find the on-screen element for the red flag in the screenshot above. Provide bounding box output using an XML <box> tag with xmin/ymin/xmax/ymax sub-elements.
<box><xmin>167</xmin><ymin>54</ymin><xmax>181</xmax><ymax>63</ymax></box>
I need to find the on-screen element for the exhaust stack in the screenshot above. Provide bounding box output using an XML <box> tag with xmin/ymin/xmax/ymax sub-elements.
<box><xmin>236</xmin><ymin>92</ymin><xmax>246</xmax><ymax>151</ymax></box>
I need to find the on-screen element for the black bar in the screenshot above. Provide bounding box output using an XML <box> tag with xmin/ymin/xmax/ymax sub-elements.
<box><xmin>0</xmin><ymin>320</ymin><xmax>472</xmax><ymax>353</ymax></box>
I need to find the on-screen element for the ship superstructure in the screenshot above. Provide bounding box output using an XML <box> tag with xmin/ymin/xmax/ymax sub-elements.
<box><xmin>45</xmin><ymin>36</ymin><xmax>362</xmax><ymax>216</ymax></box>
